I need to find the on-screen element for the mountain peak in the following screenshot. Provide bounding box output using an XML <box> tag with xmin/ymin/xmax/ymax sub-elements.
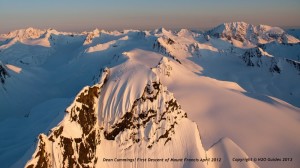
<box><xmin>177</xmin><ymin>28</ymin><xmax>194</xmax><ymax>38</ymax></box>
<box><xmin>207</xmin><ymin>22</ymin><xmax>300</xmax><ymax>45</ymax></box>
<box><xmin>4</xmin><ymin>27</ymin><xmax>45</xmax><ymax>39</ymax></box>
<box><xmin>83</xmin><ymin>29</ymin><xmax>101</xmax><ymax>45</ymax></box>
<box><xmin>153</xmin><ymin>27</ymin><xmax>172</xmax><ymax>35</ymax></box>
<box><xmin>25</xmin><ymin>63</ymin><xmax>207</xmax><ymax>168</ymax></box>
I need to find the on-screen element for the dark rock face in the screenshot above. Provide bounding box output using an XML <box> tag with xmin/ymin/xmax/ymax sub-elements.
<box><xmin>242</xmin><ymin>48</ymin><xmax>262</xmax><ymax>67</ymax></box>
<box><xmin>166</xmin><ymin>38</ymin><xmax>175</xmax><ymax>45</ymax></box>
<box><xmin>26</xmin><ymin>69</ymin><xmax>187</xmax><ymax>167</ymax></box>
<box><xmin>206</xmin><ymin>23</ymin><xmax>250</xmax><ymax>43</ymax></box>
<box><xmin>152</xmin><ymin>38</ymin><xmax>181</xmax><ymax>64</ymax></box>
<box><xmin>26</xmin><ymin>84</ymin><xmax>102</xmax><ymax>168</ymax></box>
<box><xmin>27</xmin><ymin>135</ymin><xmax>53</xmax><ymax>168</ymax></box>
<box><xmin>0</xmin><ymin>63</ymin><xmax>10</xmax><ymax>84</ymax></box>
<box><xmin>104</xmin><ymin>81</ymin><xmax>186</xmax><ymax>149</ymax></box>
<box><xmin>83</xmin><ymin>29</ymin><xmax>100</xmax><ymax>45</ymax></box>
<box><xmin>62</xmin><ymin>85</ymin><xmax>101</xmax><ymax>167</ymax></box>
<box><xmin>286</xmin><ymin>58</ymin><xmax>300</xmax><ymax>72</ymax></box>
<box><xmin>71</xmin><ymin>86</ymin><xmax>99</xmax><ymax>135</ymax></box>
<box><xmin>241</xmin><ymin>47</ymin><xmax>281</xmax><ymax>73</ymax></box>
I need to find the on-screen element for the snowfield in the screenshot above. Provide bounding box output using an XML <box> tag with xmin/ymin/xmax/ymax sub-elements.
<box><xmin>0</xmin><ymin>22</ymin><xmax>300</xmax><ymax>168</ymax></box>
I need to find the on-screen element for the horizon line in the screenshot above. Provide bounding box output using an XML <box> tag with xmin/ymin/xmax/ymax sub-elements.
<box><xmin>2</xmin><ymin>23</ymin><xmax>300</xmax><ymax>34</ymax></box>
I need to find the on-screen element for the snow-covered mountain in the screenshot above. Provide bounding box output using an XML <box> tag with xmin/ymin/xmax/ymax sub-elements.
<box><xmin>205</xmin><ymin>22</ymin><xmax>300</xmax><ymax>47</ymax></box>
<box><xmin>24</xmin><ymin>59</ymin><xmax>258</xmax><ymax>168</ymax></box>
<box><xmin>0</xmin><ymin>22</ymin><xmax>300</xmax><ymax>168</ymax></box>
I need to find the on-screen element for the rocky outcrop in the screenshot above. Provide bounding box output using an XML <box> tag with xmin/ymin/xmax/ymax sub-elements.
<box><xmin>26</xmin><ymin>84</ymin><xmax>102</xmax><ymax>168</ymax></box>
<box><xmin>83</xmin><ymin>29</ymin><xmax>100</xmax><ymax>45</ymax></box>
<box><xmin>152</xmin><ymin>37</ymin><xmax>181</xmax><ymax>64</ymax></box>
<box><xmin>285</xmin><ymin>59</ymin><xmax>300</xmax><ymax>72</ymax></box>
<box><xmin>25</xmin><ymin>69</ymin><xmax>109</xmax><ymax>168</ymax></box>
<box><xmin>25</xmin><ymin>67</ymin><xmax>193</xmax><ymax>168</ymax></box>
<box><xmin>241</xmin><ymin>47</ymin><xmax>281</xmax><ymax>73</ymax></box>
<box><xmin>103</xmin><ymin>80</ymin><xmax>187</xmax><ymax>149</ymax></box>
<box><xmin>0</xmin><ymin>62</ymin><xmax>10</xmax><ymax>84</ymax></box>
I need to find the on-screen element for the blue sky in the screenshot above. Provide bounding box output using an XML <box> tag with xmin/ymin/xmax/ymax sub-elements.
<box><xmin>0</xmin><ymin>0</ymin><xmax>299</xmax><ymax>33</ymax></box>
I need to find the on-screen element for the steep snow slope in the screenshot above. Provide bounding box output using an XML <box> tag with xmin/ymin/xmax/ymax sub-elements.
<box><xmin>153</xmin><ymin>56</ymin><xmax>300</xmax><ymax>168</ymax></box>
<box><xmin>258</xmin><ymin>42</ymin><xmax>300</xmax><ymax>61</ymax></box>
<box><xmin>25</xmin><ymin>58</ymin><xmax>258</xmax><ymax>168</ymax></box>
<box><xmin>188</xmin><ymin>43</ymin><xmax>300</xmax><ymax>107</ymax></box>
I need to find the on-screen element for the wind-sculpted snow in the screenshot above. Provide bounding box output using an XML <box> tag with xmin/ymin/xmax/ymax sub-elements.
<box><xmin>102</xmin><ymin>75</ymin><xmax>187</xmax><ymax>149</ymax></box>
<box><xmin>25</xmin><ymin>61</ymin><xmax>259</xmax><ymax>168</ymax></box>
